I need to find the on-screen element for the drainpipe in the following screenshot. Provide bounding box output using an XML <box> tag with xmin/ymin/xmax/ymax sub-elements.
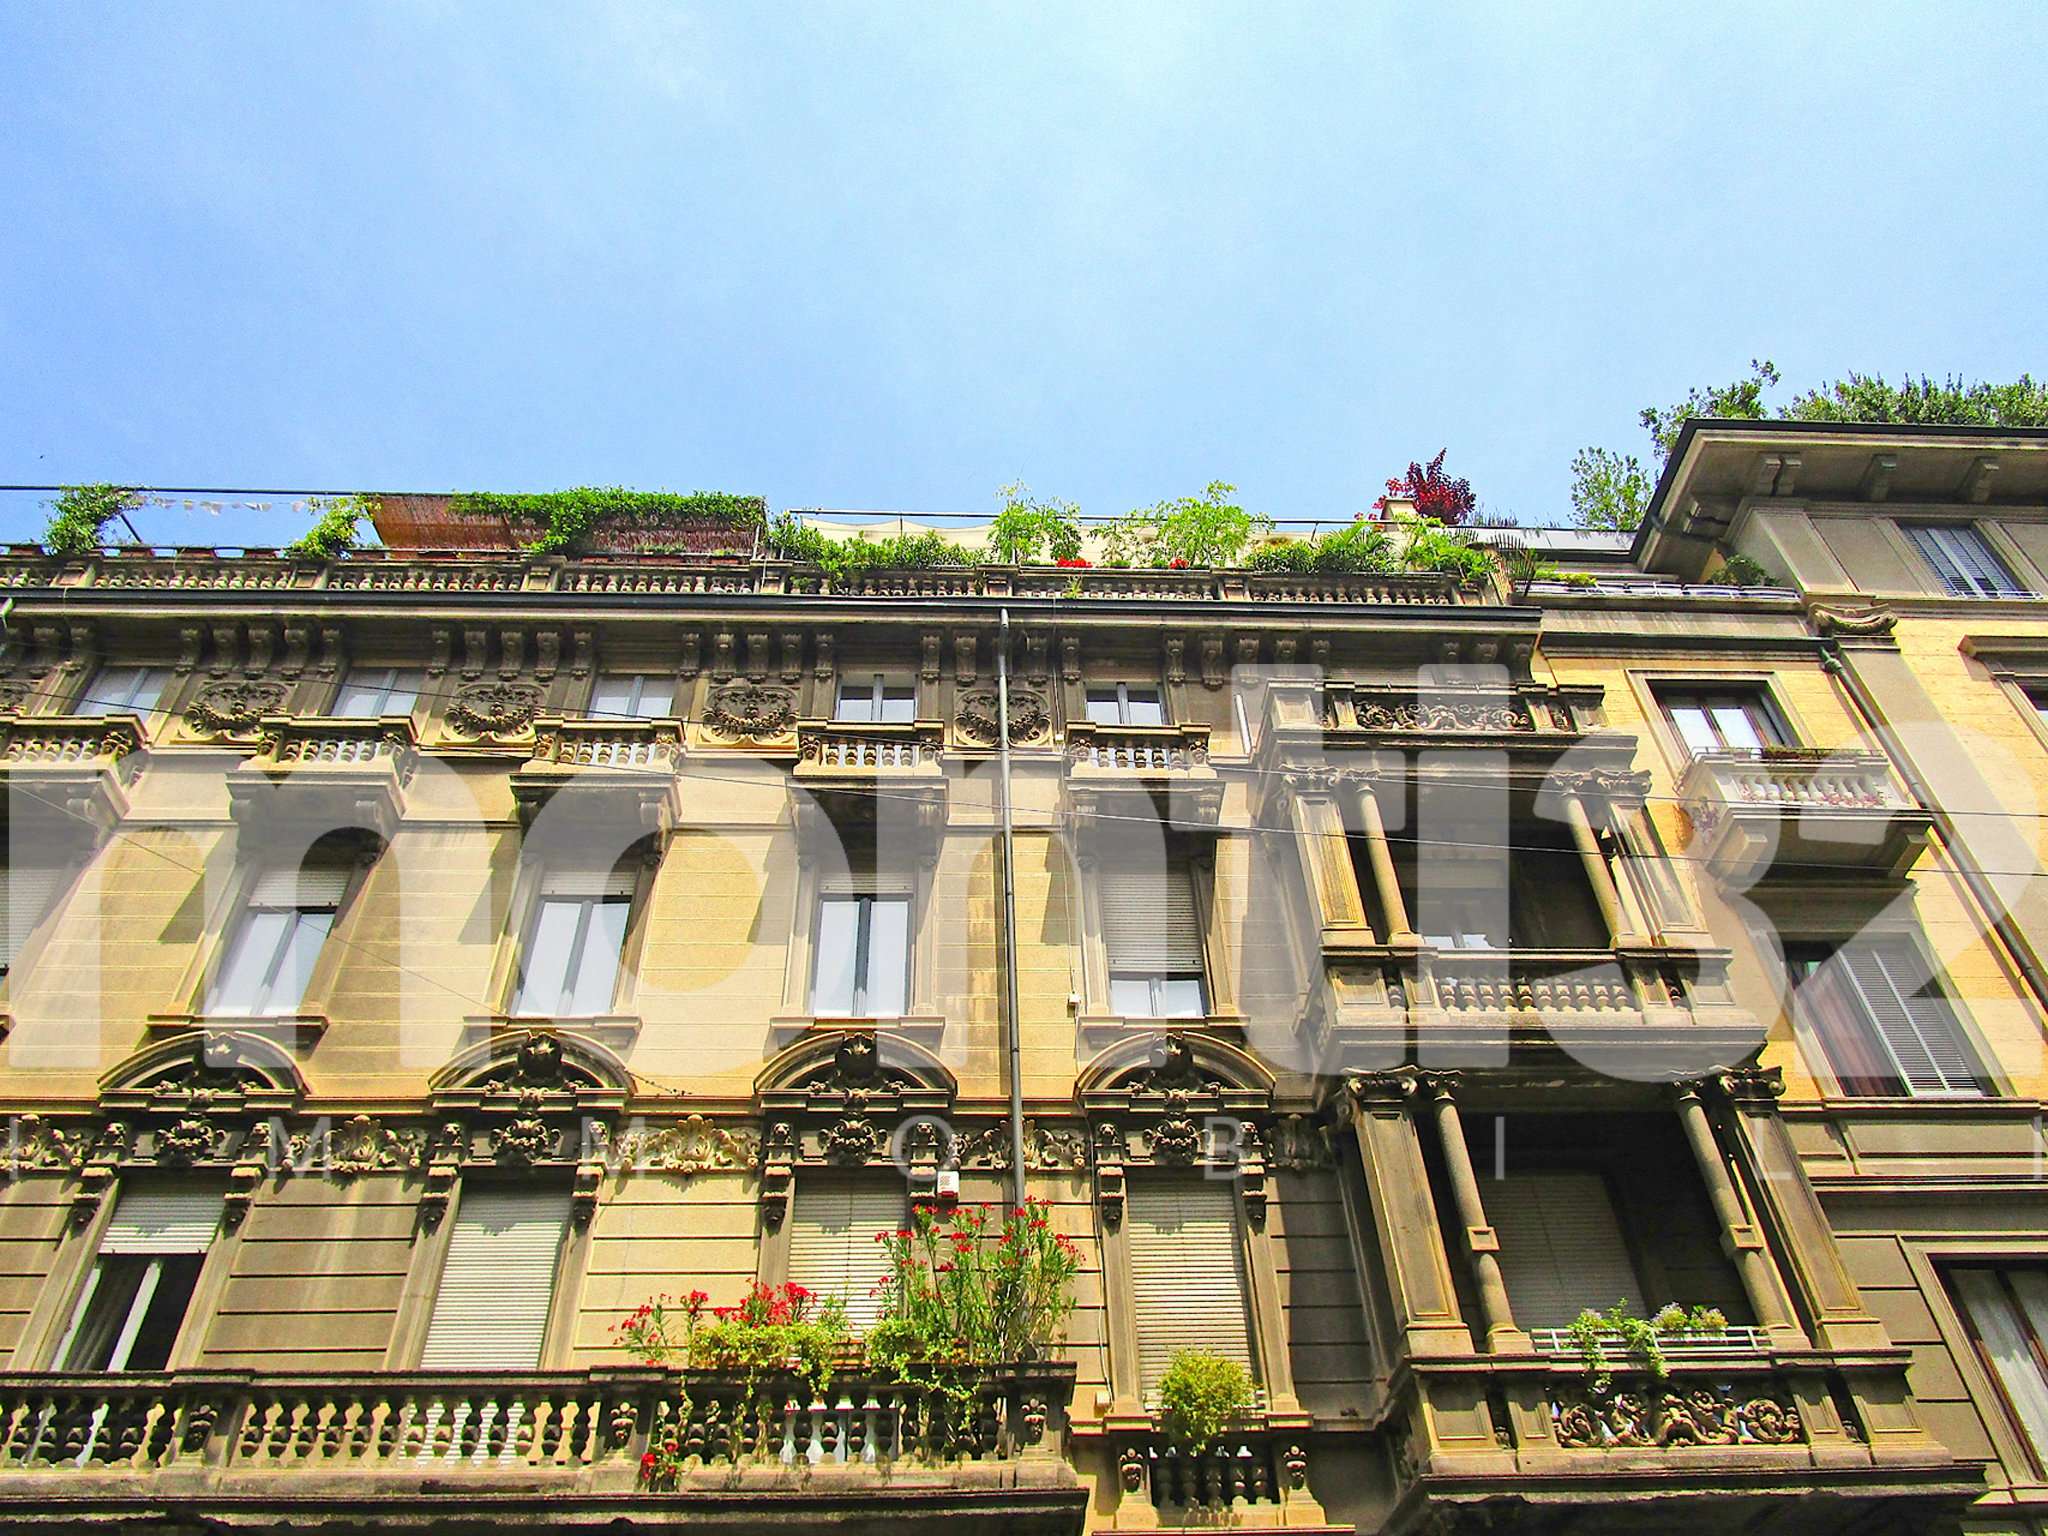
<box><xmin>1823</xmin><ymin>637</ymin><xmax>2048</xmax><ymax>1016</ymax></box>
<box><xmin>998</xmin><ymin>609</ymin><xmax>1028</xmax><ymax>1205</ymax></box>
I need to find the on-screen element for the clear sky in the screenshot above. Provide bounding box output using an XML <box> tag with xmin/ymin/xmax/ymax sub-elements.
<box><xmin>2</xmin><ymin>3</ymin><xmax>2043</xmax><ymax>547</ymax></box>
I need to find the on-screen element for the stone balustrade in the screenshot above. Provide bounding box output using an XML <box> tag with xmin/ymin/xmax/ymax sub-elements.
<box><xmin>1063</xmin><ymin>722</ymin><xmax>1211</xmax><ymax>774</ymax></box>
<box><xmin>530</xmin><ymin>719</ymin><xmax>684</xmax><ymax>771</ymax></box>
<box><xmin>1679</xmin><ymin>748</ymin><xmax>1932</xmax><ymax>879</ymax></box>
<box><xmin>0</xmin><ymin>715</ymin><xmax>143</xmax><ymax>769</ymax></box>
<box><xmin>1110</xmin><ymin>1426</ymin><xmax>1310</xmax><ymax>1515</ymax></box>
<box><xmin>251</xmin><ymin>716</ymin><xmax>418</xmax><ymax>775</ymax></box>
<box><xmin>1429</xmin><ymin>949</ymin><xmax>1638</xmax><ymax>1015</ymax></box>
<box><xmin>796</xmin><ymin>721</ymin><xmax>944</xmax><ymax>773</ymax></box>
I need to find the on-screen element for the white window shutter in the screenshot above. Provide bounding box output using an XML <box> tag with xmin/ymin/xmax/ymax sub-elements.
<box><xmin>418</xmin><ymin>1189</ymin><xmax>569</xmax><ymax>1371</ymax></box>
<box><xmin>1101</xmin><ymin>861</ymin><xmax>1204</xmax><ymax>971</ymax></box>
<box><xmin>1841</xmin><ymin>940</ymin><xmax>1983</xmax><ymax>1096</ymax></box>
<box><xmin>1125</xmin><ymin>1180</ymin><xmax>1253</xmax><ymax>1395</ymax></box>
<box><xmin>786</xmin><ymin>1177</ymin><xmax>903</xmax><ymax>1332</ymax></box>
<box><xmin>247</xmin><ymin>863</ymin><xmax>351</xmax><ymax>908</ymax></box>
<box><xmin>1488</xmin><ymin>1171</ymin><xmax>1644</xmax><ymax>1329</ymax></box>
<box><xmin>99</xmin><ymin>1186</ymin><xmax>225</xmax><ymax>1255</ymax></box>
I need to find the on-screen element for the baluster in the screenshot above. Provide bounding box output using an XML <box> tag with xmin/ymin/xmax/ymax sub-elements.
<box><xmin>832</xmin><ymin>1393</ymin><xmax>852</xmax><ymax>1463</ymax></box>
<box><xmin>779</xmin><ymin>1397</ymin><xmax>799</xmax><ymax>1466</ymax></box>
<box><xmin>860</xmin><ymin>1394</ymin><xmax>879</xmax><ymax>1464</ymax></box>
<box><xmin>806</xmin><ymin>1395</ymin><xmax>826</xmax><ymax>1465</ymax></box>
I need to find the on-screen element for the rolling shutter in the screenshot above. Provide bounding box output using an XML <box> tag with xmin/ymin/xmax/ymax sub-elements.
<box><xmin>787</xmin><ymin>1177</ymin><xmax>903</xmax><ymax>1332</ymax></box>
<box><xmin>99</xmin><ymin>1186</ymin><xmax>224</xmax><ymax>1255</ymax></box>
<box><xmin>1126</xmin><ymin>1179</ymin><xmax>1253</xmax><ymax>1395</ymax></box>
<box><xmin>539</xmin><ymin>866</ymin><xmax>637</xmax><ymax>900</ymax></box>
<box><xmin>1839</xmin><ymin>939</ymin><xmax>1984</xmax><ymax>1097</ymax></box>
<box><xmin>1488</xmin><ymin>1171</ymin><xmax>1643</xmax><ymax>1329</ymax></box>
<box><xmin>0</xmin><ymin>864</ymin><xmax>67</xmax><ymax>968</ymax></box>
<box><xmin>419</xmin><ymin>1188</ymin><xmax>569</xmax><ymax>1370</ymax></box>
<box><xmin>247</xmin><ymin>863</ymin><xmax>351</xmax><ymax>909</ymax></box>
<box><xmin>1101</xmin><ymin>860</ymin><xmax>1204</xmax><ymax>972</ymax></box>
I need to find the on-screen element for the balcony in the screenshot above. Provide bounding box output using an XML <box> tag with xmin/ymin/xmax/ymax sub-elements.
<box><xmin>1678</xmin><ymin>749</ymin><xmax>1931</xmax><ymax>881</ymax></box>
<box><xmin>0</xmin><ymin>714</ymin><xmax>144</xmax><ymax>840</ymax></box>
<box><xmin>1384</xmin><ymin>1339</ymin><xmax>1977</xmax><ymax>1535</ymax></box>
<box><xmin>1062</xmin><ymin>722</ymin><xmax>1221</xmax><ymax>824</ymax></box>
<box><xmin>511</xmin><ymin>718</ymin><xmax>686</xmax><ymax>840</ymax></box>
<box><xmin>0</xmin><ymin>1363</ymin><xmax>1083</xmax><ymax>1533</ymax></box>
<box><xmin>1076</xmin><ymin>1414</ymin><xmax>1329</xmax><ymax>1528</ymax></box>
<box><xmin>794</xmin><ymin>720</ymin><xmax>945</xmax><ymax>782</ymax></box>
<box><xmin>227</xmin><ymin>716</ymin><xmax>417</xmax><ymax>843</ymax></box>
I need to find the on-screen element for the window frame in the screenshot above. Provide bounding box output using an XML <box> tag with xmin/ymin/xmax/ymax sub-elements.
<box><xmin>1100</xmin><ymin>853</ymin><xmax>1210</xmax><ymax>1020</ymax></box>
<box><xmin>590</xmin><ymin>672</ymin><xmax>678</xmax><ymax>722</ymax></box>
<box><xmin>331</xmin><ymin>665</ymin><xmax>426</xmax><ymax>720</ymax></box>
<box><xmin>41</xmin><ymin>1182</ymin><xmax>228</xmax><ymax>1375</ymax></box>
<box><xmin>833</xmin><ymin>673</ymin><xmax>917</xmax><ymax>724</ymax></box>
<box><xmin>511</xmin><ymin>871</ymin><xmax>638</xmax><ymax>1019</ymax></box>
<box><xmin>1785</xmin><ymin>933</ymin><xmax>1992</xmax><ymax>1100</ymax></box>
<box><xmin>75</xmin><ymin>664</ymin><xmax>173</xmax><ymax>721</ymax></box>
<box><xmin>1084</xmin><ymin>681</ymin><xmax>1167</xmax><ymax>728</ymax></box>
<box><xmin>1656</xmin><ymin>686</ymin><xmax>1791</xmax><ymax>759</ymax></box>
<box><xmin>1903</xmin><ymin>521</ymin><xmax>2032</xmax><ymax>599</ymax></box>
<box><xmin>811</xmin><ymin>889</ymin><xmax>912</xmax><ymax>1019</ymax></box>
<box><xmin>204</xmin><ymin>885</ymin><xmax>339</xmax><ymax>1019</ymax></box>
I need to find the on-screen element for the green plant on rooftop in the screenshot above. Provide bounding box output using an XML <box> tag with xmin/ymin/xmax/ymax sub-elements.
<box><xmin>43</xmin><ymin>484</ymin><xmax>141</xmax><ymax>556</ymax></box>
<box><xmin>1374</xmin><ymin>450</ymin><xmax>1477</xmax><ymax>526</ymax></box>
<box><xmin>988</xmin><ymin>482</ymin><xmax>1084</xmax><ymax>565</ymax></box>
<box><xmin>1246</xmin><ymin>519</ymin><xmax>1396</xmax><ymax>576</ymax></box>
<box><xmin>1398</xmin><ymin>513</ymin><xmax>1496</xmax><ymax>582</ymax></box>
<box><xmin>1122</xmin><ymin>481</ymin><xmax>1271</xmax><ymax>568</ymax></box>
<box><xmin>1572</xmin><ymin>361</ymin><xmax>2048</xmax><ymax>531</ymax></box>
<box><xmin>448</xmin><ymin>488</ymin><xmax>767</xmax><ymax>556</ymax></box>
<box><xmin>763</xmin><ymin>514</ymin><xmax>969</xmax><ymax>587</ymax></box>
<box><xmin>285</xmin><ymin>494</ymin><xmax>378</xmax><ymax>560</ymax></box>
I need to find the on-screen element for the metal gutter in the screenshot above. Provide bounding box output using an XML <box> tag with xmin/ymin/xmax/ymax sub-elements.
<box><xmin>997</xmin><ymin>608</ymin><xmax>1027</xmax><ymax>1206</ymax></box>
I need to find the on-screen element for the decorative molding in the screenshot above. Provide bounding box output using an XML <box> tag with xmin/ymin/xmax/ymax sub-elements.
<box><xmin>701</xmin><ymin>681</ymin><xmax>798</xmax><ymax>742</ymax></box>
<box><xmin>183</xmin><ymin>679</ymin><xmax>289</xmax><ymax>739</ymax></box>
<box><xmin>1810</xmin><ymin>604</ymin><xmax>1898</xmax><ymax>638</ymax></box>
<box><xmin>284</xmin><ymin>1114</ymin><xmax>428</xmax><ymax>1177</ymax></box>
<box><xmin>447</xmin><ymin>680</ymin><xmax>544</xmax><ymax>741</ymax></box>
<box><xmin>955</xmin><ymin>686</ymin><xmax>1052</xmax><ymax>747</ymax></box>
<box><xmin>1353</xmin><ymin>696</ymin><xmax>1533</xmax><ymax>733</ymax></box>
<box><xmin>610</xmin><ymin>1115</ymin><xmax>760</xmax><ymax>1174</ymax></box>
<box><xmin>955</xmin><ymin>1119</ymin><xmax>1089</xmax><ymax>1171</ymax></box>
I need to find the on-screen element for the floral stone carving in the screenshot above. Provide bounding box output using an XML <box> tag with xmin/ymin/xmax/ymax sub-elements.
<box><xmin>448</xmin><ymin>681</ymin><xmax>545</xmax><ymax>740</ymax></box>
<box><xmin>185</xmin><ymin>679</ymin><xmax>290</xmax><ymax>737</ymax></box>
<box><xmin>701</xmin><ymin>682</ymin><xmax>798</xmax><ymax>741</ymax></box>
<box><xmin>954</xmin><ymin>687</ymin><xmax>1052</xmax><ymax>747</ymax></box>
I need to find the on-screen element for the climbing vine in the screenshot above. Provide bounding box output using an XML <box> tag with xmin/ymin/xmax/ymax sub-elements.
<box><xmin>448</xmin><ymin>488</ymin><xmax>767</xmax><ymax>556</ymax></box>
<box><xmin>43</xmin><ymin>484</ymin><xmax>141</xmax><ymax>555</ymax></box>
<box><xmin>284</xmin><ymin>494</ymin><xmax>378</xmax><ymax>560</ymax></box>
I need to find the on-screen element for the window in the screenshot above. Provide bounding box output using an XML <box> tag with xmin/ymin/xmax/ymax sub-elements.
<box><xmin>1789</xmin><ymin>937</ymin><xmax>1987</xmax><ymax>1098</ymax></box>
<box><xmin>57</xmin><ymin>1186</ymin><xmax>220</xmax><ymax>1371</ymax></box>
<box><xmin>78</xmin><ymin>665</ymin><xmax>170</xmax><ymax>719</ymax></box>
<box><xmin>513</xmin><ymin>865</ymin><xmax>635</xmax><ymax>1016</ymax></box>
<box><xmin>1905</xmin><ymin>524</ymin><xmax>2030</xmax><ymax>598</ymax></box>
<box><xmin>1488</xmin><ymin>1171</ymin><xmax>1645</xmax><ymax>1329</ymax></box>
<box><xmin>591</xmin><ymin>673</ymin><xmax>676</xmax><ymax>721</ymax></box>
<box><xmin>1126</xmin><ymin>1179</ymin><xmax>1253</xmax><ymax>1396</ymax></box>
<box><xmin>1659</xmin><ymin>688</ymin><xmax>1787</xmax><ymax>758</ymax></box>
<box><xmin>206</xmin><ymin>865</ymin><xmax>346</xmax><ymax>1016</ymax></box>
<box><xmin>1950</xmin><ymin>1267</ymin><xmax>2048</xmax><ymax>1473</ymax></box>
<box><xmin>834</xmin><ymin>675</ymin><xmax>916</xmax><ymax>724</ymax></box>
<box><xmin>1102</xmin><ymin>859</ymin><xmax>1206</xmax><ymax>1017</ymax></box>
<box><xmin>1085</xmin><ymin>683</ymin><xmax>1165</xmax><ymax>727</ymax></box>
<box><xmin>813</xmin><ymin>889</ymin><xmax>910</xmax><ymax>1017</ymax></box>
<box><xmin>787</xmin><ymin>1176</ymin><xmax>903</xmax><ymax>1333</ymax></box>
<box><xmin>418</xmin><ymin>1188</ymin><xmax>569</xmax><ymax>1370</ymax></box>
<box><xmin>0</xmin><ymin>862</ymin><xmax>66</xmax><ymax>978</ymax></box>
<box><xmin>332</xmin><ymin>666</ymin><xmax>424</xmax><ymax>718</ymax></box>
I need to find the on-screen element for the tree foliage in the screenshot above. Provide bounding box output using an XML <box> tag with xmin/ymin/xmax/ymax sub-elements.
<box><xmin>44</xmin><ymin>484</ymin><xmax>141</xmax><ymax>555</ymax></box>
<box><xmin>285</xmin><ymin>495</ymin><xmax>377</xmax><ymax>560</ymax></box>
<box><xmin>1567</xmin><ymin>448</ymin><xmax>1653</xmax><ymax>533</ymax></box>
<box><xmin>987</xmin><ymin>482</ymin><xmax>1083</xmax><ymax>564</ymax></box>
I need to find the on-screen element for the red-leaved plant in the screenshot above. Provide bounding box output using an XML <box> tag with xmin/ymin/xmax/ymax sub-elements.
<box><xmin>1374</xmin><ymin>449</ymin><xmax>1476</xmax><ymax>525</ymax></box>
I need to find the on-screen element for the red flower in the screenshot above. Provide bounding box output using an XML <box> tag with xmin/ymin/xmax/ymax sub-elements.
<box><xmin>1373</xmin><ymin>448</ymin><xmax>1476</xmax><ymax>525</ymax></box>
<box><xmin>1055</xmin><ymin>556</ymin><xmax>1091</xmax><ymax>568</ymax></box>
<box><xmin>1167</xmin><ymin>557</ymin><xmax>1189</xmax><ymax>569</ymax></box>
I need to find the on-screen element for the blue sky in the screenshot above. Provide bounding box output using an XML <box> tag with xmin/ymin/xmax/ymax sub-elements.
<box><xmin>2</xmin><ymin>3</ymin><xmax>2044</xmax><ymax>547</ymax></box>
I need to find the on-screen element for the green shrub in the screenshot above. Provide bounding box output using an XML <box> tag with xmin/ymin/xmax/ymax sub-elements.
<box><xmin>1156</xmin><ymin>1350</ymin><xmax>1255</xmax><ymax>1450</ymax></box>
<box><xmin>1244</xmin><ymin>538</ymin><xmax>1315</xmax><ymax>574</ymax></box>
<box><xmin>989</xmin><ymin>483</ymin><xmax>1083</xmax><ymax>565</ymax></box>
<box><xmin>447</xmin><ymin>488</ymin><xmax>766</xmax><ymax>556</ymax></box>
<box><xmin>44</xmin><ymin>484</ymin><xmax>141</xmax><ymax>555</ymax></box>
<box><xmin>1310</xmin><ymin>520</ymin><xmax>1395</xmax><ymax>574</ymax></box>
<box><xmin>285</xmin><ymin>494</ymin><xmax>377</xmax><ymax>560</ymax></box>
<box><xmin>1397</xmin><ymin>514</ymin><xmax>1495</xmax><ymax>582</ymax></box>
<box><xmin>764</xmin><ymin>515</ymin><xmax>971</xmax><ymax>587</ymax></box>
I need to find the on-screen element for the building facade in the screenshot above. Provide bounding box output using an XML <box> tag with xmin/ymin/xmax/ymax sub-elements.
<box><xmin>0</xmin><ymin>429</ymin><xmax>2040</xmax><ymax>1532</ymax></box>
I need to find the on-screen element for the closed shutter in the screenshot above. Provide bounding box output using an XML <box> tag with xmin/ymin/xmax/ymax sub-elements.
<box><xmin>246</xmin><ymin>863</ymin><xmax>351</xmax><ymax>908</ymax></box>
<box><xmin>1</xmin><ymin>864</ymin><xmax>67</xmax><ymax>968</ymax></box>
<box><xmin>787</xmin><ymin>1177</ymin><xmax>902</xmax><ymax>1331</ymax></box>
<box><xmin>1908</xmin><ymin>525</ymin><xmax>2027</xmax><ymax>598</ymax></box>
<box><xmin>1488</xmin><ymin>1171</ymin><xmax>1644</xmax><ymax>1329</ymax></box>
<box><xmin>1126</xmin><ymin>1180</ymin><xmax>1253</xmax><ymax>1395</ymax></box>
<box><xmin>1840</xmin><ymin>939</ymin><xmax>1984</xmax><ymax>1096</ymax></box>
<box><xmin>418</xmin><ymin>1188</ymin><xmax>569</xmax><ymax>1370</ymax></box>
<box><xmin>99</xmin><ymin>1186</ymin><xmax>224</xmax><ymax>1255</ymax></box>
<box><xmin>1101</xmin><ymin>860</ymin><xmax>1204</xmax><ymax>971</ymax></box>
<box><xmin>540</xmin><ymin>866</ymin><xmax>637</xmax><ymax>900</ymax></box>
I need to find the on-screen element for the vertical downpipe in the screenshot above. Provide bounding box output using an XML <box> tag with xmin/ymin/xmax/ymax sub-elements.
<box><xmin>998</xmin><ymin>609</ymin><xmax>1028</xmax><ymax>1205</ymax></box>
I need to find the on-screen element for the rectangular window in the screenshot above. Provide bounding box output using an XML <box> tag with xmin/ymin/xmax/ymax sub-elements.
<box><xmin>1085</xmin><ymin>683</ymin><xmax>1165</xmax><ymax>727</ymax></box>
<box><xmin>1126</xmin><ymin>1179</ymin><xmax>1254</xmax><ymax>1396</ymax></box>
<box><xmin>57</xmin><ymin>1185</ymin><xmax>220</xmax><ymax>1371</ymax></box>
<box><xmin>834</xmin><ymin>675</ymin><xmax>916</xmax><ymax>724</ymax></box>
<box><xmin>0</xmin><ymin>862</ymin><xmax>66</xmax><ymax>978</ymax></box>
<box><xmin>513</xmin><ymin>866</ymin><xmax>635</xmax><ymax>1017</ymax></box>
<box><xmin>1659</xmin><ymin>687</ymin><xmax>1787</xmax><ymax>758</ymax></box>
<box><xmin>787</xmin><ymin>1176</ymin><xmax>903</xmax><ymax>1333</ymax></box>
<box><xmin>1905</xmin><ymin>524</ymin><xmax>2030</xmax><ymax>598</ymax></box>
<box><xmin>332</xmin><ymin>666</ymin><xmax>425</xmax><ymax>718</ymax></box>
<box><xmin>78</xmin><ymin>665</ymin><xmax>170</xmax><ymax>719</ymax></box>
<box><xmin>206</xmin><ymin>865</ymin><xmax>347</xmax><ymax>1017</ymax></box>
<box><xmin>812</xmin><ymin>890</ymin><xmax>910</xmax><ymax>1017</ymax></box>
<box><xmin>591</xmin><ymin>673</ymin><xmax>676</xmax><ymax>721</ymax></box>
<box><xmin>1789</xmin><ymin>937</ymin><xmax>1987</xmax><ymax>1098</ymax></box>
<box><xmin>1102</xmin><ymin>859</ymin><xmax>1206</xmax><ymax>1017</ymax></box>
<box><xmin>1950</xmin><ymin>1267</ymin><xmax>2048</xmax><ymax>1474</ymax></box>
<box><xmin>1487</xmin><ymin>1170</ymin><xmax>1645</xmax><ymax>1329</ymax></box>
<box><xmin>418</xmin><ymin>1188</ymin><xmax>569</xmax><ymax>1370</ymax></box>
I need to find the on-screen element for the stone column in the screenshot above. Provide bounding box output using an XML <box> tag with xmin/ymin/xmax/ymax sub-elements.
<box><xmin>1418</xmin><ymin>1072</ymin><xmax>1529</xmax><ymax>1352</ymax></box>
<box><xmin>1339</xmin><ymin>1071</ymin><xmax>1470</xmax><ymax>1357</ymax></box>
<box><xmin>1284</xmin><ymin>770</ymin><xmax>1371</xmax><ymax>939</ymax></box>
<box><xmin>1672</xmin><ymin>1081</ymin><xmax>1803</xmax><ymax>1345</ymax></box>
<box><xmin>1558</xmin><ymin>776</ymin><xmax>1641</xmax><ymax>946</ymax></box>
<box><xmin>1349</xmin><ymin>776</ymin><xmax>1414</xmax><ymax>944</ymax></box>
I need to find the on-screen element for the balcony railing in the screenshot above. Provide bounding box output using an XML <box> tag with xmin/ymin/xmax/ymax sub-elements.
<box><xmin>528</xmin><ymin>718</ymin><xmax>684</xmax><ymax>772</ymax></box>
<box><xmin>0</xmin><ymin>714</ymin><xmax>144</xmax><ymax>770</ymax></box>
<box><xmin>249</xmin><ymin>716</ymin><xmax>419</xmax><ymax>776</ymax></box>
<box><xmin>1679</xmin><ymin>748</ymin><xmax>1931</xmax><ymax>879</ymax></box>
<box><xmin>1429</xmin><ymin>950</ymin><xmax>1638</xmax><ymax>1016</ymax></box>
<box><xmin>0</xmin><ymin>714</ymin><xmax>145</xmax><ymax>836</ymax></box>
<box><xmin>796</xmin><ymin>721</ymin><xmax>944</xmax><ymax>774</ymax></box>
<box><xmin>0</xmin><ymin>1363</ymin><xmax>1074</xmax><ymax>1481</ymax></box>
<box><xmin>1064</xmin><ymin>721</ymin><xmax>1211</xmax><ymax>774</ymax></box>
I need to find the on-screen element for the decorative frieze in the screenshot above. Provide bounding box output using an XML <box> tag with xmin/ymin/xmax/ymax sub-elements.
<box><xmin>446</xmin><ymin>680</ymin><xmax>544</xmax><ymax>741</ymax></box>
<box><xmin>184</xmin><ymin>679</ymin><xmax>290</xmax><ymax>739</ymax></box>
<box><xmin>954</xmin><ymin>686</ymin><xmax>1051</xmax><ymax>746</ymax></box>
<box><xmin>701</xmin><ymin>681</ymin><xmax>798</xmax><ymax>742</ymax></box>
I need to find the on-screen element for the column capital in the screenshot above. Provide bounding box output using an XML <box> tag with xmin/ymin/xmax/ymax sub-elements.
<box><xmin>1414</xmin><ymin>1069</ymin><xmax>1463</xmax><ymax>1105</ymax></box>
<box><xmin>1707</xmin><ymin>1062</ymin><xmax>1786</xmax><ymax>1108</ymax></box>
<box><xmin>1280</xmin><ymin>765</ymin><xmax>1345</xmax><ymax>797</ymax></box>
<box><xmin>1344</xmin><ymin>1067</ymin><xmax>1423</xmax><ymax>1111</ymax></box>
<box><xmin>1555</xmin><ymin>767</ymin><xmax>1653</xmax><ymax>813</ymax></box>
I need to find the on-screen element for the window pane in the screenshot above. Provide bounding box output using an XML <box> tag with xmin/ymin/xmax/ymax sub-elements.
<box><xmin>632</xmin><ymin>678</ymin><xmax>675</xmax><ymax>719</ymax></box>
<box><xmin>266</xmin><ymin>910</ymin><xmax>333</xmax><ymax>1015</ymax></box>
<box><xmin>813</xmin><ymin>898</ymin><xmax>859</xmax><ymax>1014</ymax></box>
<box><xmin>515</xmin><ymin>899</ymin><xmax>584</xmax><ymax>1015</ymax></box>
<box><xmin>835</xmin><ymin>684</ymin><xmax>877</xmax><ymax>723</ymax></box>
<box><xmin>332</xmin><ymin>677</ymin><xmax>389</xmax><ymax>716</ymax></box>
<box><xmin>210</xmin><ymin>910</ymin><xmax>289</xmax><ymax>1014</ymax></box>
<box><xmin>1084</xmin><ymin>690</ymin><xmax>1122</xmax><ymax>726</ymax></box>
<box><xmin>1110</xmin><ymin>975</ymin><xmax>1157</xmax><ymax>1016</ymax></box>
<box><xmin>1958</xmin><ymin>1270</ymin><xmax>2048</xmax><ymax>1466</ymax></box>
<box><xmin>878</xmin><ymin>687</ymin><xmax>916</xmax><ymax>724</ymax></box>
<box><xmin>591</xmin><ymin>675</ymin><xmax>635</xmax><ymax>716</ymax></box>
<box><xmin>62</xmin><ymin>1258</ymin><xmax>149</xmax><ymax>1370</ymax></box>
<box><xmin>1709</xmin><ymin>704</ymin><xmax>1767</xmax><ymax>754</ymax></box>
<box><xmin>81</xmin><ymin>666</ymin><xmax>165</xmax><ymax>718</ymax></box>
<box><xmin>1155</xmin><ymin>976</ymin><xmax>1207</xmax><ymax>1017</ymax></box>
<box><xmin>1668</xmin><ymin>704</ymin><xmax>1721</xmax><ymax>757</ymax></box>
<box><xmin>1125</xmin><ymin>689</ymin><xmax>1165</xmax><ymax>726</ymax></box>
<box><xmin>861</xmin><ymin>897</ymin><xmax>910</xmax><ymax>1016</ymax></box>
<box><xmin>118</xmin><ymin>1254</ymin><xmax>204</xmax><ymax>1371</ymax></box>
<box><xmin>565</xmin><ymin>898</ymin><xmax>629</xmax><ymax>1015</ymax></box>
